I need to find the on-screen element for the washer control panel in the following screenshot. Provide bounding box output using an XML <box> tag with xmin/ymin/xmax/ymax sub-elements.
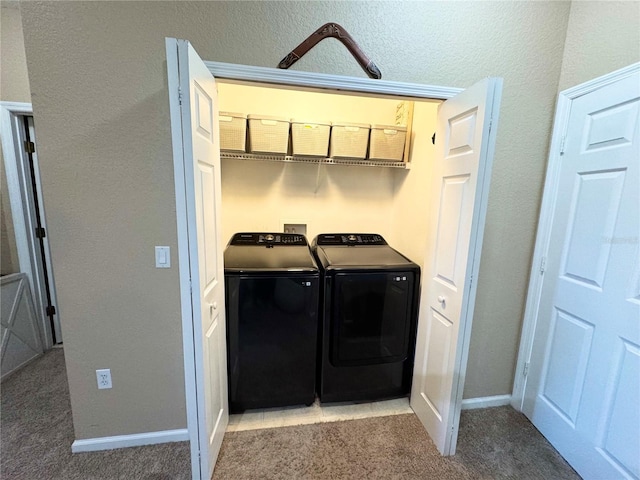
<box><xmin>230</xmin><ymin>232</ymin><xmax>307</xmax><ymax>246</ymax></box>
<box><xmin>315</xmin><ymin>233</ymin><xmax>387</xmax><ymax>246</ymax></box>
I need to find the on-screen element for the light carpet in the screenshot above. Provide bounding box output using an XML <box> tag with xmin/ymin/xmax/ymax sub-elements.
<box><xmin>2</xmin><ymin>349</ymin><xmax>579</xmax><ymax>479</ymax></box>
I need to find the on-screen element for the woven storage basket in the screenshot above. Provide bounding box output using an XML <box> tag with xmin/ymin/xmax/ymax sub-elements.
<box><xmin>329</xmin><ymin>122</ymin><xmax>370</xmax><ymax>159</ymax></box>
<box><xmin>291</xmin><ymin>119</ymin><xmax>331</xmax><ymax>157</ymax></box>
<box><xmin>369</xmin><ymin>124</ymin><xmax>407</xmax><ymax>161</ymax></box>
<box><xmin>219</xmin><ymin>112</ymin><xmax>247</xmax><ymax>152</ymax></box>
<box><xmin>248</xmin><ymin>114</ymin><xmax>290</xmax><ymax>154</ymax></box>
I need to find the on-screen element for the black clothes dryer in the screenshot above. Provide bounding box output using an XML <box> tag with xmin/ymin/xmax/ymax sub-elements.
<box><xmin>312</xmin><ymin>233</ymin><xmax>420</xmax><ymax>403</ymax></box>
<box><xmin>224</xmin><ymin>233</ymin><xmax>319</xmax><ymax>413</ymax></box>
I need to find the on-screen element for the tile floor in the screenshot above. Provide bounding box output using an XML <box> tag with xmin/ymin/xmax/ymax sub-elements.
<box><xmin>227</xmin><ymin>397</ymin><xmax>412</xmax><ymax>432</ymax></box>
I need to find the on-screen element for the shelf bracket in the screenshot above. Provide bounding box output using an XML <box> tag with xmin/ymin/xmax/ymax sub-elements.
<box><xmin>278</xmin><ymin>23</ymin><xmax>382</xmax><ymax>79</ymax></box>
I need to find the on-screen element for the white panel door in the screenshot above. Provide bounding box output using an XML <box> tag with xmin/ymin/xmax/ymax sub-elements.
<box><xmin>411</xmin><ymin>78</ymin><xmax>502</xmax><ymax>455</ymax></box>
<box><xmin>168</xmin><ymin>39</ymin><xmax>228</xmax><ymax>480</ymax></box>
<box><xmin>523</xmin><ymin>70</ymin><xmax>640</xmax><ymax>479</ymax></box>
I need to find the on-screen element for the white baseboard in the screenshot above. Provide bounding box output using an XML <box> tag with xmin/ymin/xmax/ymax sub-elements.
<box><xmin>461</xmin><ymin>394</ymin><xmax>512</xmax><ymax>410</ymax></box>
<box><xmin>71</xmin><ymin>428</ymin><xmax>189</xmax><ymax>453</ymax></box>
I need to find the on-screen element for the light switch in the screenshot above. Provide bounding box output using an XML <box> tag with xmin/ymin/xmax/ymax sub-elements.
<box><xmin>155</xmin><ymin>246</ymin><xmax>170</xmax><ymax>268</ymax></box>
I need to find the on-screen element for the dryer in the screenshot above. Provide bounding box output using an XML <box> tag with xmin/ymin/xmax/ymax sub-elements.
<box><xmin>312</xmin><ymin>233</ymin><xmax>420</xmax><ymax>403</ymax></box>
<box><xmin>224</xmin><ymin>232</ymin><xmax>319</xmax><ymax>412</ymax></box>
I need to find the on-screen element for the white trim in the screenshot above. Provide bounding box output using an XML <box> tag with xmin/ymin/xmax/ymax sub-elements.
<box><xmin>0</xmin><ymin>102</ymin><xmax>32</xmax><ymax>281</ymax></box>
<box><xmin>461</xmin><ymin>394</ymin><xmax>512</xmax><ymax>410</ymax></box>
<box><xmin>165</xmin><ymin>38</ymin><xmax>201</xmax><ymax>480</ymax></box>
<box><xmin>510</xmin><ymin>62</ymin><xmax>640</xmax><ymax>411</ymax></box>
<box><xmin>206</xmin><ymin>61</ymin><xmax>464</xmax><ymax>100</ymax></box>
<box><xmin>0</xmin><ymin>101</ymin><xmax>59</xmax><ymax>348</ymax></box>
<box><xmin>71</xmin><ymin>428</ymin><xmax>189</xmax><ymax>453</ymax></box>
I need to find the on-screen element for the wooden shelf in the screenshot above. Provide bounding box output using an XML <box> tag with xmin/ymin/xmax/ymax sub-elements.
<box><xmin>221</xmin><ymin>152</ymin><xmax>410</xmax><ymax>169</ymax></box>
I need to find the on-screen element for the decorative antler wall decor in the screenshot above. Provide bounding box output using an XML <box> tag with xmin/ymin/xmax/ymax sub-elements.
<box><xmin>278</xmin><ymin>23</ymin><xmax>382</xmax><ymax>79</ymax></box>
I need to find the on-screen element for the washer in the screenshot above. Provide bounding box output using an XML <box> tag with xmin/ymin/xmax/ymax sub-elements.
<box><xmin>312</xmin><ymin>233</ymin><xmax>420</xmax><ymax>403</ymax></box>
<box><xmin>224</xmin><ymin>232</ymin><xmax>319</xmax><ymax>413</ymax></box>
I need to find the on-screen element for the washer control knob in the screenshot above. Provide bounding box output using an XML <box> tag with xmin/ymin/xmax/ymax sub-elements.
<box><xmin>265</xmin><ymin>234</ymin><xmax>275</xmax><ymax>242</ymax></box>
<box><xmin>347</xmin><ymin>234</ymin><xmax>358</xmax><ymax>242</ymax></box>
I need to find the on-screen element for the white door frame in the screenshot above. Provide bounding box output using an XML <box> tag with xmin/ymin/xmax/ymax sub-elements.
<box><xmin>510</xmin><ymin>62</ymin><xmax>640</xmax><ymax>410</ymax></box>
<box><xmin>0</xmin><ymin>101</ymin><xmax>60</xmax><ymax>349</ymax></box>
<box><xmin>172</xmin><ymin>60</ymin><xmax>480</xmax><ymax>476</ymax></box>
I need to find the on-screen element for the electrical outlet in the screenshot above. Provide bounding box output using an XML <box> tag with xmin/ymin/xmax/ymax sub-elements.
<box><xmin>283</xmin><ymin>223</ymin><xmax>307</xmax><ymax>236</ymax></box>
<box><xmin>96</xmin><ymin>369</ymin><xmax>112</xmax><ymax>389</ymax></box>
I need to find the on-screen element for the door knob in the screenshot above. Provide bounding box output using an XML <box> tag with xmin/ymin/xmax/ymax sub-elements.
<box><xmin>437</xmin><ymin>295</ymin><xmax>446</xmax><ymax>307</ymax></box>
<box><xmin>212</xmin><ymin>302</ymin><xmax>218</xmax><ymax>310</ymax></box>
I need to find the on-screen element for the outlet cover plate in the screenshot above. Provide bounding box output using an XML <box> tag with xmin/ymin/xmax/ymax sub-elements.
<box><xmin>96</xmin><ymin>369</ymin><xmax>112</xmax><ymax>389</ymax></box>
<box><xmin>283</xmin><ymin>223</ymin><xmax>307</xmax><ymax>236</ymax></box>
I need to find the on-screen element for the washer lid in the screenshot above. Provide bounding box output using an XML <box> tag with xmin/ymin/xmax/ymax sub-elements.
<box><xmin>317</xmin><ymin>245</ymin><xmax>415</xmax><ymax>268</ymax></box>
<box><xmin>225</xmin><ymin>232</ymin><xmax>318</xmax><ymax>273</ymax></box>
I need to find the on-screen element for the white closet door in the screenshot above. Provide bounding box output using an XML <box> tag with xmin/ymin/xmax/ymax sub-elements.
<box><xmin>411</xmin><ymin>77</ymin><xmax>502</xmax><ymax>455</ymax></box>
<box><xmin>167</xmin><ymin>39</ymin><xmax>228</xmax><ymax>480</ymax></box>
<box><xmin>523</xmin><ymin>69</ymin><xmax>640</xmax><ymax>479</ymax></box>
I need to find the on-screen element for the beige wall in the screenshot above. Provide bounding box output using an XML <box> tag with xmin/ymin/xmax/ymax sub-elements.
<box><xmin>19</xmin><ymin>0</ymin><xmax>578</xmax><ymax>439</ymax></box>
<box><xmin>1</xmin><ymin>3</ymin><xmax>30</xmax><ymax>276</ymax></box>
<box><xmin>391</xmin><ymin>100</ymin><xmax>440</xmax><ymax>269</ymax></box>
<box><xmin>1</xmin><ymin>3</ymin><xmax>31</xmax><ymax>102</ymax></box>
<box><xmin>559</xmin><ymin>1</ymin><xmax>640</xmax><ymax>91</ymax></box>
<box><xmin>461</xmin><ymin>1</ymin><xmax>639</xmax><ymax>398</ymax></box>
<box><xmin>217</xmin><ymin>81</ymin><xmax>411</xmax><ymax>245</ymax></box>
<box><xmin>1</xmin><ymin>156</ymin><xmax>20</xmax><ymax>275</ymax></box>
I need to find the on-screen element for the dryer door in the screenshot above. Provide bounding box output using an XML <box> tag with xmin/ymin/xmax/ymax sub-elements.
<box><xmin>331</xmin><ymin>272</ymin><xmax>415</xmax><ymax>366</ymax></box>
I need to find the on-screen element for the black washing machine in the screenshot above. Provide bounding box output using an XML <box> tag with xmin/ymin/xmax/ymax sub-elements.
<box><xmin>312</xmin><ymin>233</ymin><xmax>420</xmax><ymax>403</ymax></box>
<box><xmin>224</xmin><ymin>232</ymin><xmax>319</xmax><ymax>413</ymax></box>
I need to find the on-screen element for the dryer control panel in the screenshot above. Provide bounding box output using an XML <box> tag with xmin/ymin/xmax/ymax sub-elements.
<box><xmin>230</xmin><ymin>232</ymin><xmax>308</xmax><ymax>246</ymax></box>
<box><xmin>315</xmin><ymin>233</ymin><xmax>387</xmax><ymax>246</ymax></box>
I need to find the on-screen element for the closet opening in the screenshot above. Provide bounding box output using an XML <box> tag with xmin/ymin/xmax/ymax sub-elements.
<box><xmin>214</xmin><ymin>78</ymin><xmax>442</xmax><ymax>431</ymax></box>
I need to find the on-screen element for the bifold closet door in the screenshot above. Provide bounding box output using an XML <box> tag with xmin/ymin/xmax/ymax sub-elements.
<box><xmin>166</xmin><ymin>38</ymin><xmax>228</xmax><ymax>480</ymax></box>
<box><xmin>411</xmin><ymin>77</ymin><xmax>502</xmax><ymax>456</ymax></box>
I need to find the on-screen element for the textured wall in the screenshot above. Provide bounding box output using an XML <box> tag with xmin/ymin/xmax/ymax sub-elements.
<box><xmin>559</xmin><ymin>1</ymin><xmax>640</xmax><ymax>91</ymax></box>
<box><xmin>1</xmin><ymin>3</ymin><xmax>29</xmax><ymax>276</ymax></box>
<box><xmin>20</xmin><ymin>0</ymin><xmax>573</xmax><ymax>439</ymax></box>
<box><xmin>1</xmin><ymin>4</ymin><xmax>31</xmax><ymax>102</ymax></box>
<box><xmin>1</xmin><ymin>156</ymin><xmax>20</xmax><ymax>275</ymax></box>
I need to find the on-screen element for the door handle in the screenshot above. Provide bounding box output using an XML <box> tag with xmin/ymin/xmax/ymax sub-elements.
<box><xmin>209</xmin><ymin>302</ymin><xmax>218</xmax><ymax>317</ymax></box>
<box><xmin>437</xmin><ymin>295</ymin><xmax>446</xmax><ymax>307</ymax></box>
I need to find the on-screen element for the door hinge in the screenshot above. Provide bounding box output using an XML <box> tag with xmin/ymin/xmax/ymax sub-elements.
<box><xmin>431</xmin><ymin>132</ymin><xmax>436</xmax><ymax>145</ymax></box>
<box><xmin>24</xmin><ymin>141</ymin><xmax>35</xmax><ymax>153</ymax></box>
<box><xmin>523</xmin><ymin>362</ymin><xmax>530</xmax><ymax>377</ymax></box>
<box><xmin>539</xmin><ymin>256</ymin><xmax>546</xmax><ymax>275</ymax></box>
<box><xmin>46</xmin><ymin>305</ymin><xmax>56</xmax><ymax>317</ymax></box>
<box><xmin>178</xmin><ymin>87</ymin><xmax>183</xmax><ymax>106</ymax></box>
<box><xmin>35</xmin><ymin>227</ymin><xmax>46</xmax><ymax>239</ymax></box>
<box><xmin>559</xmin><ymin>136</ymin><xmax>566</xmax><ymax>155</ymax></box>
